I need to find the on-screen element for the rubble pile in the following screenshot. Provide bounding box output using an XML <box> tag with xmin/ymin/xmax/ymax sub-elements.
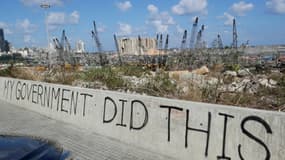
<box><xmin>1</xmin><ymin>64</ymin><xmax>284</xmax><ymax>112</ymax></box>
<box><xmin>169</xmin><ymin>66</ymin><xmax>284</xmax><ymax>111</ymax></box>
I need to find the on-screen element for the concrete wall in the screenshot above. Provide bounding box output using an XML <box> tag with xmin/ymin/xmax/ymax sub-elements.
<box><xmin>0</xmin><ymin>77</ymin><xmax>284</xmax><ymax>160</ymax></box>
<box><xmin>117</xmin><ymin>37</ymin><xmax>157</xmax><ymax>55</ymax></box>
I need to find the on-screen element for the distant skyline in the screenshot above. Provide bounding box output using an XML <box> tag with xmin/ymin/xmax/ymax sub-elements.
<box><xmin>0</xmin><ymin>0</ymin><xmax>285</xmax><ymax>51</ymax></box>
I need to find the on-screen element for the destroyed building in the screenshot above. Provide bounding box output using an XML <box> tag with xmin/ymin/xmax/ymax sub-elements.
<box><xmin>115</xmin><ymin>37</ymin><xmax>157</xmax><ymax>55</ymax></box>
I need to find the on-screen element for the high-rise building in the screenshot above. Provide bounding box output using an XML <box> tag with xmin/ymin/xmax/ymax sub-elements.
<box><xmin>0</xmin><ymin>28</ymin><xmax>4</xmax><ymax>41</ymax></box>
<box><xmin>0</xmin><ymin>28</ymin><xmax>4</xmax><ymax>51</ymax></box>
<box><xmin>76</xmin><ymin>40</ymin><xmax>85</xmax><ymax>53</ymax></box>
<box><xmin>0</xmin><ymin>28</ymin><xmax>10</xmax><ymax>52</ymax></box>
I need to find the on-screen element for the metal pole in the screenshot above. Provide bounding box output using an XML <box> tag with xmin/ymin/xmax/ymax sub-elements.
<box><xmin>40</xmin><ymin>3</ymin><xmax>51</xmax><ymax>49</ymax></box>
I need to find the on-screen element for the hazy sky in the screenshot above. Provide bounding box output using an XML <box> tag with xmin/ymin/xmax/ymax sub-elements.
<box><xmin>0</xmin><ymin>0</ymin><xmax>285</xmax><ymax>51</ymax></box>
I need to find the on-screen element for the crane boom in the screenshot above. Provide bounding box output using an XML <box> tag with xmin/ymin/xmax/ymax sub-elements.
<box><xmin>189</xmin><ymin>17</ymin><xmax>199</xmax><ymax>49</ymax></box>
<box><xmin>217</xmin><ymin>34</ymin><xmax>223</xmax><ymax>49</ymax></box>
<box><xmin>92</xmin><ymin>21</ymin><xmax>102</xmax><ymax>52</ymax></box>
<box><xmin>64</xmin><ymin>36</ymin><xmax>71</xmax><ymax>52</ymax></box>
<box><xmin>138</xmin><ymin>35</ymin><xmax>143</xmax><ymax>55</ymax></box>
<box><xmin>232</xmin><ymin>18</ymin><xmax>238</xmax><ymax>49</ymax></box>
<box><xmin>195</xmin><ymin>25</ymin><xmax>205</xmax><ymax>49</ymax></box>
<box><xmin>181</xmin><ymin>30</ymin><xmax>187</xmax><ymax>50</ymax></box>
<box><xmin>61</xmin><ymin>30</ymin><xmax>66</xmax><ymax>51</ymax></box>
<box><xmin>156</xmin><ymin>34</ymin><xmax>159</xmax><ymax>49</ymax></box>
<box><xmin>164</xmin><ymin>34</ymin><xmax>169</xmax><ymax>51</ymax></box>
<box><xmin>159</xmin><ymin>34</ymin><xmax>163</xmax><ymax>50</ymax></box>
<box><xmin>91</xmin><ymin>20</ymin><xmax>106</xmax><ymax>66</ymax></box>
<box><xmin>113</xmin><ymin>34</ymin><xmax>122</xmax><ymax>65</ymax></box>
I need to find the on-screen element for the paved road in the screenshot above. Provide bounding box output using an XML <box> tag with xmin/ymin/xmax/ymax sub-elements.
<box><xmin>0</xmin><ymin>100</ymin><xmax>175</xmax><ymax>160</ymax></box>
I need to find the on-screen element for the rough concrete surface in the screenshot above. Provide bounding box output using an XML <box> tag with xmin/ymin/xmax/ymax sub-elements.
<box><xmin>0</xmin><ymin>77</ymin><xmax>285</xmax><ymax>160</ymax></box>
<box><xmin>0</xmin><ymin>100</ymin><xmax>174</xmax><ymax>160</ymax></box>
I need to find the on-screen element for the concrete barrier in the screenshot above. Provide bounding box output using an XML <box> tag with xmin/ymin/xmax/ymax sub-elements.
<box><xmin>0</xmin><ymin>77</ymin><xmax>284</xmax><ymax>160</ymax></box>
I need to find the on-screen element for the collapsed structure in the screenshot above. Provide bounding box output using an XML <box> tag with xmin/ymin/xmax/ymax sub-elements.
<box><xmin>115</xmin><ymin>36</ymin><xmax>158</xmax><ymax>55</ymax></box>
<box><xmin>179</xmin><ymin>17</ymin><xmax>207</xmax><ymax>51</ymax></box>
<box><xmin>21</xmin><ymin>17</ymin><xmax>285</xmax><ymax>69</ymax></box>
<box><xmin>51</xmin><ymin>30</ymin><xmax>75</xmax><ymax>66</ymax></box>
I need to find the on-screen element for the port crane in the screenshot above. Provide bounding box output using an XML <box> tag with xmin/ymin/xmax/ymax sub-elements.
<box><xmin>92</xmin><ymin>21</ymin><xmax>107</xmax><ymax>66</ymax></box>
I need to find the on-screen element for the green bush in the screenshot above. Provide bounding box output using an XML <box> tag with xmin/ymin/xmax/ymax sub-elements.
<box><xmin>115</xmin><ymin>65</ymin><xmax>150</xmax><ymax>77</ymax></box>
<box><xmin>143</xmin><ymin>71</ymin><xmax>177</xmax><ymax>96</ymax></box>
<box><xmin>81</xmin><ymin>67</ymin><xmax>125</xmax><ymax>90</ymax></box>
<box><xmin>0</xmin><ymin>68</ymin><xmax>12</xmax><ymax>77</ymax></box>
<box><xmin>279</xmin><ymin>75</ymin><xmax>285</xmax><ymax>87</ymax></box>
<box><xmin>224</xmin><ymin>64</ymin><xmax>240</xmax><ymax>72</ymax></box>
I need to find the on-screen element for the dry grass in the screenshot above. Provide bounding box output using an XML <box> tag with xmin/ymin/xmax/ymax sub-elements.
<box><xmin>0</xmin><ymin>66</ymin><xmax>37</xmax><ymax>81</ymax></box>
<box><xmin>1</xmin><ymin>65</ymin><xmax>284</xmax><ymax>112</ymax></box>
<box><xmin>179</xmin><ymin>83</ymin><xmax>203</xmax><ymax>102</ymax></box>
